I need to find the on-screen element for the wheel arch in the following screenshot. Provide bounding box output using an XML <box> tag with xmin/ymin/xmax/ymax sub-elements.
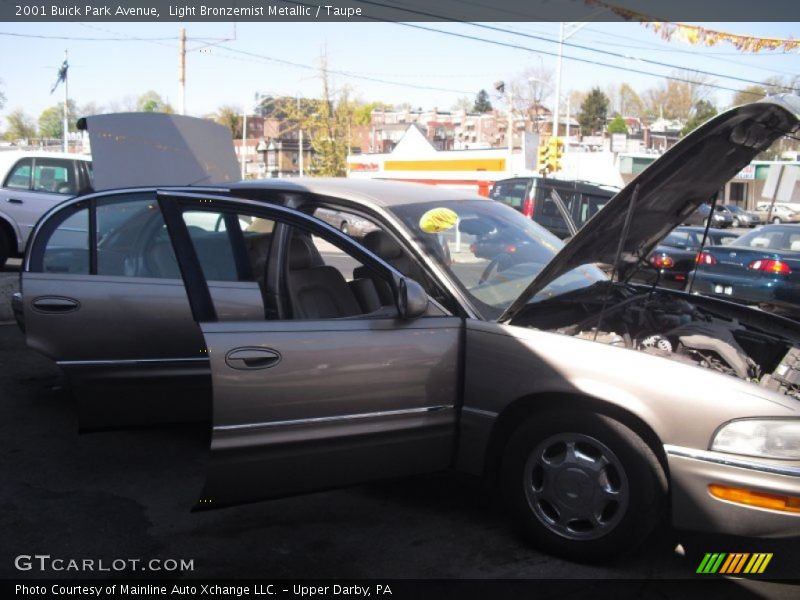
<box><xmin>0</xmin><ymin>212</ymin><xmax>20</xmax><ymax>256</ymax></box>
<box><xmin>483</xmin><ymin>391</ymin><xmax>670</xmax><ymax>483</ymax></box>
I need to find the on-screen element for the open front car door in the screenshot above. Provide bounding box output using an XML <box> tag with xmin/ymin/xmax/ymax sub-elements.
<box><xmin>157</xmin><ymin>191</ymin><xmax>462</xmax><ymax>508</ymax></box>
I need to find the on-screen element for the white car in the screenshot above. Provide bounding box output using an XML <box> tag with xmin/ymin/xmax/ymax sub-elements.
<box><xmin>0</xmin><ymin>151</ymin><xmax>93</xmax><ymax>266</ymax></box>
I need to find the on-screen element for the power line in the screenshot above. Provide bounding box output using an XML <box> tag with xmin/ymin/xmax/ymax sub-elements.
<box><xmin>0</xmin><ymin>30</ymin><xmax>176</xmax><ymax>41</ymax></box>
<box><xmin>213</xmin><ymin>44</ymin><xmax>474</xmax><ymax>95</ymax></box>
<box><xmin>351</xmin><ymin>0</ymin><xmax>797</xmax><ymax>92</ymax></box>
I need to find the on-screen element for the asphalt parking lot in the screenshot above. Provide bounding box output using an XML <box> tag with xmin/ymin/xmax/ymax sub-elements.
<box><xmin>1</xmin><ymin>322</ymin><xmax>800</xmax><ymax>597</ymax></box>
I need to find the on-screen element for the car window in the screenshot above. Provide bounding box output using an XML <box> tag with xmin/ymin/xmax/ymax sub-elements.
<box><xmin>391</xmin><ymin>199</ymin><xmax>606</xmax><ymax>319</ymax></box>
<box><xmin>4</xmin><ymin>158</ymin><xmax>33</xmax><ymax>190</ymax></box>
<box><xmin>490</xmin><ymin>180</ymin><xmax>528</xmax><ymax>209</ymax></box>
<box><xmin>181</xmin><ymin>210</ymin><xmax>273</xmax><ymax>284</ymax></box>
<box><xmin>312</xmin><ymin>207</ymin><xmax>378</xmax><ymax>239</ymax></box>
<box><xmin>734</xmin><ymin>229</ymin><xmax>798</xmax><ymax>250</ymax></box>
<box><xmin>714</xmin><ymin>234</ymin><xmax>738</xmax><ymax>246</ymax></box>
<box><xmin>285</xmin><ymin>226</ymin><xmax>396</xmax><ymax>320</ymax></box>
<box><xmin>32</xmin><ymin>158</ymin><xmax>77</xmax><ymax>194</ymax></box>
<box><xmin>96</xmin><ymin>194</ymin><xmax>178</xmax><ymax>278</ymax></box>
<box><xmin>41</xmin><ymin>207</ymin><xmax>89</xmax><ymax>274</ymax></box>
<box><xmin>663</xmin><ymin>231</ymin><xmax>690</xmax><ymax>248</ymax></box>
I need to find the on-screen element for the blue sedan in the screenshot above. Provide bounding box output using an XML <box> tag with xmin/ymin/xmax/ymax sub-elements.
<box><xmin>691</xmin><ymin>224</ymin><xmax>800</xmax><ymax>315</ymax></box>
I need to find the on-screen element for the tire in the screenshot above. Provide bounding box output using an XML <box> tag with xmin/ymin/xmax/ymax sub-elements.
<box><xmin>340</xmin><ymin>222</ymin><xmax>350</xmax><ymax>235</ymax></box>
<box><xmin>501</xmin><ymin>411</ymin><xmax>667</xmax><ymax>562</ymax></box>
<box><xmin>0</xmin><ymin>228</ymin><xmax>10</xmax><ymax>269</ymax></box>
<box><xmin>732</xmin><ymin>218</ymin><xmax>740</xmax><ymax>228</ymax></box>
<box><xmin>773</xmin><ymin>217</ymin><xmax>782</xmax><ymax>224</ymax></box>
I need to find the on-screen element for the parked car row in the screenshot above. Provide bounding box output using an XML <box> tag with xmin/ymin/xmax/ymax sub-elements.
<box><xmin>10</xmin><ymin>98</ymin><xmax>800</xmax><ymax>563</ymax></box>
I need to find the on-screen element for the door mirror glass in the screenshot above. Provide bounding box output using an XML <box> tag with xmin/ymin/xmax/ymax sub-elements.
<box><xmin>396</xmin><ymin>277</ymin><xmax>428</xmax><ymax>320</ymax></box>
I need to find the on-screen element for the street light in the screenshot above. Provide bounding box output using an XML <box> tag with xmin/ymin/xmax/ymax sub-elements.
<box><xmin>494</xmin><ymin>80</ymin><xmax>514</xmax><ymax>174</ymax></box>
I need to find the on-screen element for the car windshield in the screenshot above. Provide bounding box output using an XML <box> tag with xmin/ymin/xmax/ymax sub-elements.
<box><xmin>390</xmin><ymin>199</ymin><xmax>606</xmax><ymax>319</ymax></box>
<box><xmin>727</xmin><ymin>205</ymin><xmax>745</xmax><ymax>214</ymax></box>
<box><xmin>731</xmin><ymin>227</ymin><xmax>800</xmax><ymax>251</ymax></box>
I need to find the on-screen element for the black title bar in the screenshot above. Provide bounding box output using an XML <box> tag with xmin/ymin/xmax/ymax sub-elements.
<box><xmin>2</xmin><ymin>0</ymin><xmax>799</xmax><ymax>22</ymax></box>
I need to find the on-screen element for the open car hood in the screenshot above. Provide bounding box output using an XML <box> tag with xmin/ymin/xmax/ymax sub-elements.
<box><xmin>499</xmin><ymin>95</ymin><xmax>800</xmax><ymax>323</ymax></box>
<box><xmin>77</xmin><ymin>112</ymin><xmax>240</xmax><ymax>190</ymax></box>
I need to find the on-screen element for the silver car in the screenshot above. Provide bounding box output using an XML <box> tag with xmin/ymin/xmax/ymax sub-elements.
<box><xmin>14</xmin><ymin>99</ymin><xmax>800</xmax><ymax>562</ymax></box>
<box><xmin>0</xmin><ymin>151</ymin><xmax>93</xmax><ymax>267</ymax></box>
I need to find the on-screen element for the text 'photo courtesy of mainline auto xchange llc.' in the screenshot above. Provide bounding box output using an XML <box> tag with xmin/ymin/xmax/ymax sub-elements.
<box><xmin>15</xmin><ymin>584</ymin><xmax>387</xmax><ymax>597</ymax></box>
<box><xmin>2</xmin><ymin>0</ymin><xmax>800</xmax><ymax>599</ymax></box>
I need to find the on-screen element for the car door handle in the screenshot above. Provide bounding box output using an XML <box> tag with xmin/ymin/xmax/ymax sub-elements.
<box><xmin>7</xmin><ymin>198</ymin><xmax>23</xmax><ymax>204</ymax></box>
<box><xmin>224</xmin><ymin>348</ymin><xmax>281</xmax><ymax>370</ymax></box>
<box><xmin>32</xmin><ymin>296</ymin><xmax>81</xmax><ymax>313</ymax></box>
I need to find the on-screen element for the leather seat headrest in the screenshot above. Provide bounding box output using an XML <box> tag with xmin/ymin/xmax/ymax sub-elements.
<box><xmin>289</xmin><ymin>236</ymin><xmax>316</xmax><ymax>270</ymax></box>
<box><xmin>364</xmin><ymin>231</ymin><xmax>403</xmax><ymax>260</ymax></box>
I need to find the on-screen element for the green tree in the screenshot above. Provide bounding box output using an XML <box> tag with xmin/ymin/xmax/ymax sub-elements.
<box><xmin>0</xmin><ymin>79</ymin><xmax>6</xmax><ymax>110</ymax></box>
<box><xmin>214</xmin><ymin>104</ymin><xmax>243</xmax><ymax>138</ymax></box>
<box><xmin>38</xmin><ymin>99</ymin><xmax>78</xmax><ymax>138</ymax></box>
<box><xmin>607</xmin><ymin>115</ymin><xmax>628</xmax><ymax>134</ymax></box>
<box><xmin>3</xmin><ymin>108</ymin><xmax>36</xmax><ymax>141</ymax></box>
<box><xmin>473</xmin><ymin>89</ymin><xmax>493</xmax><ymax>113</ymax></box>
<box><xmin>136</xmin><ymin>90</ymin><xmax>174</xmax><ymax>113</ymax></box>
<box><xmin>351</xmin><ymin>101</ymin><xmax>391</xmax><ymax>126</ymax></box>
<box><xmin>577</xmin><ymin>87</ymin><xmax>610</xmax><ymax>134</ymax></box>
<box><xmin>681</xmin><ymin>100</ymin><xmax>718</xmax><ymax>136</ymax></box>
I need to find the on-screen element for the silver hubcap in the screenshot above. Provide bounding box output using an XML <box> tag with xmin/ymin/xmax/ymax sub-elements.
<box><xmin>523</xmin><ymin>433</ymin><xmax>629</xmax><ymax>541</ymax></box>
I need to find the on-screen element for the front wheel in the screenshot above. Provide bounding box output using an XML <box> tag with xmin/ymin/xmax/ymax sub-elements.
<box><xmin>732</xmin><ymin>218</ymin><xmax>740</xmax><ymax>228</ymax></box>
<box><xmin>773</xmin><ymin>217</ymin><xmax>782</xmax><ymax>224</ymax></box>
<box><xmin>340</xmin><ymin>222</ymin><xmax>350</xmax><ymax>235</ymax></box>
<box><xmin>501</xmin><ymin>411</ymin><xmax>667</xmax><ymax>562</ymax></box>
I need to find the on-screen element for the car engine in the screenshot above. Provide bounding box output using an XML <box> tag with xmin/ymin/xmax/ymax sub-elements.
<box><xmin>512</xmin><ymin>283</ymin><xmax>800</xmax><ymax>400</ymax></box>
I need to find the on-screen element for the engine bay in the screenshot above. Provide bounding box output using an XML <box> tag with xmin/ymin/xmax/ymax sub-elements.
<box><xmin>511</xmin><ymin>282</ymin><xmax>800</xmax><ymax>400</ymax></box>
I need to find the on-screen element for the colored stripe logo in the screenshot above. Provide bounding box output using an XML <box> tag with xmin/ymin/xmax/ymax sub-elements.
<box><xmin>696</xmin><ymin>553</ymin><xmax>773</xmax><ymax>574</ymax></box>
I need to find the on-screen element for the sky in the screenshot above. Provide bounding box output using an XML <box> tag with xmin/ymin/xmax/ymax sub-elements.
<box><xmin>0</xmin><ymin>19</ymin><xmax>798</xmax><ymax>127</ymax></box>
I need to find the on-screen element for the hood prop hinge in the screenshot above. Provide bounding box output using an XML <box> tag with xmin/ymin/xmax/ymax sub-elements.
<box><xmin>593</xmin><ymin>183</ymin><xmax>639</xmax><ymax>342</ymax></box>
<box><xmin>687</xmin><ymin>191</ymin><xmax>719</xmax><ymax>294</ymax></box>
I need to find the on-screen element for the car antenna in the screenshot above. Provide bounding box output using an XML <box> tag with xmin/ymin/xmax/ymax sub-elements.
<box><xmin>594</xmin><ymin>183</ymin><xmax>639</xmax><ymax>342</ymax></box>
<box><xmin>687</xmin><ymin>191</ymin><xmax>719</xmax><ymax>294</ymax></box>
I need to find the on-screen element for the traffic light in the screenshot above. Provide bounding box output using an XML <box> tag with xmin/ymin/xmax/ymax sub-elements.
<box><xmin>547</xmin><ymin>136</ymin><xmax>564</xmax><ymax>173</ymax></box>
<box><xmin>537</xmin><ymin>144</ymin><xmax>550</xmax><ymax>174</ymax></box>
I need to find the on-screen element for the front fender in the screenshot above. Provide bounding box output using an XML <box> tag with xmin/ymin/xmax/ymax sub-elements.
<box><xmin>455</xmin><ymin>320</ymin><xmax>798</xmax><ymax>475</ymax></box>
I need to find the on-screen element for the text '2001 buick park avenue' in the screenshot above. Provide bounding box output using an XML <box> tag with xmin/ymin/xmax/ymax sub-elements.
<box><xmin>13</xmin><ymin>98</ymin><xmax>800</xmax><ymax>562</ymax></box>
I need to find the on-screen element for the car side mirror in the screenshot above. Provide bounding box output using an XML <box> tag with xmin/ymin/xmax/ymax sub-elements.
<box><xmin>395</xmin><ymin>277</ymin><xmax>428</xmax><ymax>320</ymax></box>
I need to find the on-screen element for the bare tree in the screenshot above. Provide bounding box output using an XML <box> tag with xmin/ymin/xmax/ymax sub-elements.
<box><xmin>643</xmin><ymin>71</ymin><xmax>715</xmax><ymax>121</ymax></box>
<box><xmin>618</xmin><ymin>83</ymin><xmax>645</xmax><ymax>119</ymax></box>
<box><xmin>509</xmin><ymin>64</ymin><xmax>554</xmax><ymax>133</ymax></box>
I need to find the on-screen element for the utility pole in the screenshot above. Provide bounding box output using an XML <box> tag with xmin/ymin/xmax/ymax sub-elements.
<box><xmin>553</xmin><ymin>20</ymin><xmax>596</xmax><ymax>141</ymax></box>
<box><xmin>507</xmin><ymin>86</ymin><xmax>514</xmax><ymax>174</ymax></box>
<box><xmin>553</xmin><ymin>22</ymin><xmax>564</xmax><ymax>141</ymax></box>
<box><xmin>62</xmin><ymin>49</ymin><xmax>68</xmax><ymax>153</ymax></box>
<box><xmin>178</xmin><ymin>28</ymin><xmax>186</xmax><ymax>115</ymax></box>
<box><xmin>298</xmin><ymin>95</ymin><xmax>304</xmax><ymax>177</ymax></box>
<box><xmin>241</xmin><ymin>108</ymin><xmax>248</xmax><ymax>179</ymax></box>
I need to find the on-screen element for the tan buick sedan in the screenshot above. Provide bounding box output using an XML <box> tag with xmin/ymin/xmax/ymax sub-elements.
<box><xmin>13</xmin><ymin>99</ymin><xmax>800</xmax><ymax>562</ymax></box>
